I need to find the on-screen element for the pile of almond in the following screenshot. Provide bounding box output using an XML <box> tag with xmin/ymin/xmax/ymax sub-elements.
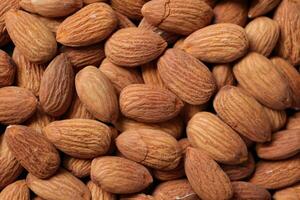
<box><xmin>0</xmin><ymin>0</ymin><xmax>299</xmax><ymax>199</ymax></box>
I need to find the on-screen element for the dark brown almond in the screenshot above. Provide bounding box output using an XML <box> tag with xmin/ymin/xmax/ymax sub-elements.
<box><xmin>231</xmin><ymin>181</ymin><xmax>271</xmax><ymax>200</ymax></box>
<box><xmin>0</xmin><ymin>50</ymin><xmax>15</xmax><ymax>87</ymax></box>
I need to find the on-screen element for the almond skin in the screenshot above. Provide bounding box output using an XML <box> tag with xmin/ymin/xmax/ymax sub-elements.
<box><xmin>5</xmin><ymin>10</ymin><xmax>57</xmax><ymax>63</ymax></box>
<box><xmin>64</xmin><ymin>93</ymin><xmax>94</xmax><ymax>120</ymax></box>
<box><xmin>105</xmin><ymin>27</ymin><xmax>167</xmax><ymax>67</ymax></box>
<box><xmin>158</xmin><ymin>48</ymin><xmax>217</xmax><ymax>105</ymax></box>
<box><xmin>120</xmin><ymin>194</ymin><xmax>155</xmax><ymax>200</ymax></box>
<box><xmin>33</xmin><ymin>14</ymin><xmax>62</xmax><ymax>34</ymax></box>
<box><xmin>182</xmin><ymin>23</ymin><xmax>249</xmax><ymax>63</ymax></box>
<box><xmin>248</xmin><ymin>0</ymin><xmax>281</xmax><ymax>18</ymax></box>
<box><xmin>39</xmin><ymin>53</ymin><xmax>74</xmax><ymax>117</ymax></box>
<box><xmin>116</xmin><ymin>11</ymin><xmax>136</xmax><ymax>29</ymax></box>
<box><xmin>0</xmin><ymin>180</ymin><xmax>30</xmax><ymax>200</ymax></box>
<box><xmin>142</xmin><ymin>0</ymin><xmax>213</xmax><ymax>35</ymax></box>
<box><xmin>5</xmin><ymin>125</ymin><xmax>60</xmax><ymax>179</ymax></box>
<box><xmin>141</xmin><ymin>61</ymin><xmax>166</xmax><ymax>88</ymax></box>
<box><xmin>57</xmin><ymin>3</ymin><xmax>118</xmax><ymax>47</ymax></box>
<box><xmin>273</xmin><ymin>0</ymin><xmax>300</xmax><ymax>65</ymax></box>
<box><xmin>181</xmin><ymin>103</ymin><xmax>208</xmax><ymax>125</ymax></box>
<box><xmin>212</xmin><ymin>64</ymin><xmax>235</xmax><ymax>90</ymax></box>
<box><xmin>0</xmin><ymin>50</ymin><xmax>15</xmax><ymax>87</ymax></box>
<box><xmin>231</xmin><ymin>181</ymin><xmax>271</xmax><ymax>200</ymax></box>
<box><xmin>250</xmin><ymin>155</ymin><xmax>300</xmax><ymax>189</ymax></box>
<box><xmin>26</xmin><ymin>168</ymin><xmax>91</xmax><ymax>200</ymax></box>
<box><xmin>63</xmin><ymin>156</ymin><xmax>91</xmax><ymax>178</ymax></box>
<box><xmin>116</xmin><ymin>129</ymin><xmax>182</xmax><ymax>170</ymax></box>
<box><xmin>213</xmin><ymin>86</ymin><xmax>272</xmax><ymax>142</ymax></box>
<box><xmin>185</xmin><ymin>147</ymin><xmax>233</xmax><ymax>200</ymax></box>
<box><xmin>43</xmin><ymin>119</ymin><xmax>112</xmax><ymax>159</ymax></box>
<box><xmin>187</xmin><ymin>112</ymin><xmax>248</xmax><ymax>165</ymax></box>
<box><xmin>263</xmin><ymin>106</ymin><xmax>287</xmax><ymax>132</ymax></box>
<box><xmin>91</xmin><ymin>156</ymin><xmax>153</xmax><ymax>194</ymax></box>
<box><xmin>87</xmin><ymin>180</ymin><xmax>116</xmax><ymax>200</ymax></box>
<box><xmin>153</xmin><ymin>161</ymin><xmax>185</xmax><ymax>181</ymax></box>
<box><xmin>245</xmin><ymin>17</ymin><xmax>279</xmax><ymax>56</ymax></box>
<box><xmin>287</xmin><ymin>112</ymin><xmax>300</xmax><ymax>130</ymax></box>
<box><xmin>111</xmin><ymin>0</ymin><xmax>146</xmax><ymax>20</ymax></box>
<box><xmin>256</xmin><ymin>129</ymin><xmax>300</xmax><ymax>160</ymax></box>
<box><xmin>75</xmin><ymin>66</ymin><xmax>119</xmax><ymax>123</ymax></box>
<box><xmin>273</xmin><ymin>183</ymin><xmax>300</xmax><ymax>200</ymax></box>
<box><xmin>233</xmin><ymin>52</ymin><xmax>292</xmax><ymax>110</ymax></box>
<box><xmin>0</xmin><ymin>86</ymin><xmax>37</xmax><ymax>125</ymax></box>
<box><xmin>120</xmin><ymin>84</ymin><xmax>184</xmax><ymax>123</ymax></box>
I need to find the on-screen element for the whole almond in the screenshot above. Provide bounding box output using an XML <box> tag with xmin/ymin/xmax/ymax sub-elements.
<box><xmin>213</xmin><ymin>0</ymin><xmax>248</xmax><ymax>27</ymax></box>
<box><xmin>12</xmin><ymin>48</ymin><xmax>45</xmax><ymax>97</ymax></box>
<box><xmin>64</xmin><ymin>93</ymin><xmax>94</xmax><ymax>120</ymax></box>
<box><xmin>0</xmin><ymin>135</ymin><xmax>23</xmax><ymax>190</ymax></box>
<box><xmin>249</xmin><ymin>0</ymin><xmax>281</xmax><ymax>18</ymax></box>
<box><xmin>75</xmin><ymin>66</ymin><xmax>119</xmax><ymax>123</ymax></box>
<box><xmin>5</xmin><ymin>10</ymin><xmax>57</xmax><ymax>63</ymax></box>
<box><xmin>245</xmin><ymin>17</ymin><xmax>279</xmax><ymax>56</ymax></box>
<box><xmin>187</xmin><ymin>112</ymin><xmax>248</xmax><ymax>164</ymax></box>
<box><xmin>27</xmin><ymin>168</ymin><xmax>91</xmax><ymax>200</ymax></box>
<box><xmin>43</xmin><ymin>119</ymin><xmax>112</xmax><ymax>159</ymax></box>
<box><xmin>250</xmin><ymin>155</ymin><xmax>300</xmax><ymax>189</ymax></box>
<box><xmin>142</xmin><ymin>0</ymin><xmax>213</xmax><ymax>35</ymax></box>
<box><xmin>105</xmin><ymin>27</ymin><xmax>167</xmax><ymax>67</ymax></box>
<box><xmin>39</xmin><ymin>53</ymin><xmax>74</xmax><ymax>117</ymax></box>
<box><xmin>111</xmin><ymin>0</ymin><xmax>146</xmax><ymax>20</ymax></box>
<box><xmin>57</xmin><ymin>3</ymin><xmax>118</xmax><ymax>46</ymax></box>
<box><xmin>287</xmin><ymin>112</ymin><xmax>300</xmax><ymax>130</ymax></box>
<box><xmin>273</xmin><ymin>183</ymin><xmax>300</xmax><ymax>200</ymax></box>
<box><xmin>153</xmin><ymin>179</ymin><xmax>199</xmax><ymax>200</ymax></box>
<box><xmin>185</xmin><ymin>147</ymin><xmax>233</xmax><ymax>200</ymax></box>
<box><xmin>263</xmin><ymin>106</ymin><xmax>287</xmax><ymax>132</ymax></box>
<box><xmin>182</xmin><ymin>23</ymin><xmax>249</xmax><ymax>63</ymax></box>
<box><xmin>231</xmin><ymin>181</ymin><xmax>271</xmax><ymax>200</ymax></box>
<box><xmin>91</xmin><ymin>156</ymin><xmax>153</xmax><ymax>194</ymax></box>
<box><xmin>100</xmin><ymin>59</ymin><xmax>143</xmax><ymax>94</ymax></box>
<box><xmin>87</xmin><ymin>180</ymin><xmax>116</xmax><ymax>200</ymax></box>
<box><xmin>233</xmin><ymin>52</ymin><xmax>292</xmax><ymax>110</ymax></box>
<box><xmin>120</xmin><ymin>84</ymin><xmax>183</xmax><ymax>123</ymax></box>
<box><xmin>5</xmin><ymin>125</ymin><xmax>60</xmax><ymax>179</ymax></box>
<box><xmin>141</xmin><ymin>61</ymin><xmax>166</xmax><ymax>88</ymax></box>
<box><xmin>0</xmin><ymin>180</ymin><xmax>30</xmax><ymax>200</ymax></box>
<box><xmin>60</xmin><ymin>43</ymin><xmax>105</xmax><ymax>69</ymax></box>
<box><xmin>63</xmin><ymin>156</ymin><xmax>91</xmax><ymax>178</ymax></box>
<box><xmin>0</xmin><ymin>50</ymin><xmax>15</xmax><ymax>87</ymax></box>
<box><xmin>213</xmin><ymin>86</ymin><xmax>271</xmax><ymax>142</ymax></box>
<box><xmin>116</xmin><ymin>12</ymin><xmax>136</xmax><ymax>29</ymax></box>
<box><xmin>273</xmin><ymin>0</ymin><xmax>300</xmax><ymax>65</ymax></box>
<box><xmin>158</xmin><ymin>48</ymin><xmax>216</xmax><ymax>105</ymax></box>
<box><xmin>116</xmin><ymin>129</ymin><xmax>182</xmax><ymax>170</ymax></box>
<box><xmin>0</xmin><ymin>86</ymin><xmax>37</xmax><ymax>125</ymax></box>
<box><xmin>212</xmin><ymin>64</ymin><xmax>235</xmax><ymax>90</ymax></box>
<box><xmin>256</xmin><ymin>129</ymin><xmax>300</xmax><ymax>160</ymax></box>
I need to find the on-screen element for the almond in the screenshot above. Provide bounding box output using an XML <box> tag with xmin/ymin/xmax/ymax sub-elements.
<box><xmin>245</xmin><ymin>17</ymin><xmax>279</xmax><ymax>56</ymax></box>
<box><xmin>213</xmin><ymin>0</ymin><xmax>248</xmax><ymax>27</ymax></box>
<box><xmin>153</xmin><ymin>179</ymin><xmax>199</xmax><ymax>200</ymax></box>
<box><xmin>233</xmin><ymin>52</ymin><xmax>292</xmax><ymax>110</ymax></box>
<box><xmin>27</xmin><ymin>168</ymin><xmax>91</xmax><ymax>200</ymax></box>
<box><xmin>116</xmin><ymin>129</ymin><xmax>182</xmax><ymax>170</ymax></box>
<box><xmin>250</xmin><ymin>155</ymin><xmax>300</xmax><ymax>189</ymax></box>
<box><xmin>141</xmin><ymin>61</ymin><xmax>166</xmax><ymax>88</ymax></box>
<box><xmin>43</xmin><ymin>119</ymin><xmax>112</xmax><ymax>159</ymax></box>
<box><xmin>0</xmin><ymin>50</ymin><xmax>15</xmax><ymax>87</ymax></box>
<box><xmin>119</xmin><ymin>84</ymin><xmax>183</xmax><ymax>123</ymax></box>
<box><xmin>213</xmin><ymin>86</ymin><xmax>271</xmax><ymax>142</ymax></box>
<box><xmin>185</xmin><ymin>147</ymin><xmax>232</xmax><ymax>200</ymax></box>
<box><xmin>84</xmin><ymin>0</ymin><xmax>107</xmax><ymax>4</ymax></box>
<box><xmin>180</xmin><ymin>103</ymin><xmax>207</xmax><ymax>124</ymax></box>
<box><xmin>231</xmin><ymin>181</ymin><xmax>271</xmax><ymax>200</ymax></box>
<box><xmin>153</xmin><ymin>161</ymin><xmax>185</xmax><ymax>181</ymax></box>
<box><xmin>212</xmin><ymin>64</ymin><xmax>235</xmax><ymax>90</ymax></box>
<box><xmin>91</xmin><ymin>156</ymin><xmax>153</xmax><ymax>194</ymax></box>
<box><xmin>142</xmin><ymin>0</ymin><xmax>213</xmax><ymax>35</ymax></box>
<box><xmin>39</xmin><ymin>53</ymin><xmax>74</xmax><ymax>117</ymax></box>
<box><xmin>111</xmin><ymin>0</ymin><xmax>146</xmax><ymax>20</ymax></box>
<box><xmin>287</xmin><ymin>112</ymin><xmax>300</xmax><ymax>130</ymax></box>
<box><xmin>273</xmin><ymin>0</ymin><xmax>300</xmax><ymax>65</ymax></box>
<box><xmin>158</xmin><ymin>48</ymin><xmax>216</xmax><ymax>105</ymax></box>
<box><xmin>5</xmin><ymin>10</ymin><xmax>57</xmax><ymax>63</ymax></box>
<box><xmin>187</xmin><ymin>112</ymin><xmax>248</xmax><ymax>164</ymax></box>
<box><xmin>263</xmin><ymin>106</ymin><xmax>287</xmax><ymax>132</ymax></box>
<box><xmin>116</xmin><ymin>11</ymin><xmax>136</xmax><ymax>29</ymax></box>
<box><xmin>0</xmin><ymin>86</ymin><xmax>37</xmax><ymax>125</ymax></box>
<box><xmin>0</xmin><ymin>180</ymin><xmax>30</xmax><ymax>200</ymax></box>
<box><xmin>248</xmin><ymin>0</ymin><xmax>281</xmax><ymax>18</ymax></box>
<box><xmin>273</xmin><ymin>183</ymin><xmax>300</xmax><ymax>200</ymax></box>
<box><xmin>57</xmin><ymin>3</ymin><xmax>118</xmax><ymax>46</ymax></box>
<box><xmin>63</xmin><ymin>156</ymin><xmax>91</xmax><ymax>178</ymax></box>
<box><xmin>120</xmin><ymin>194</ymin><xmax>155</xmax><ymax>200</ymax></box>
<box><xmin>64</xmin><ymin>93</ymin><xmax>94</xmax><ymax>120</ymax></box>
<box><xmin>99</xmin><ymin>59</ymin><xmax>143</xmax><ymax>94</ymax></box>
<box><xmin>33</xmin><ymin>14</ymin><xmax>62</xmax><ymax>34</ymax></box>
<box><xmin>75</xmin><ymin>66</ymin><xmax>119</xmax><ymax>123</ymax></box>
<box><xmin>182</xmin><ymin>23</ymin><xmax>249</xmax><ymax>63</ymax></box>
<box><xmin>256</xmin><ymin>129</ymin><xmax>300</xmax><ymax>160</ymax></box>
<box><xmin>105</xmin><ymin>27</ymin><xmax>167</xmax><ymax>67</ymax></box>
<box><xmin>87</xmin><ymin>180</ymin><xmax>116</xmax><ymax>200</ymax></box>
<box><xmin>5</xmin><ymin>125</ymin><xmax>60</xmax><ymax>179</ymax></box>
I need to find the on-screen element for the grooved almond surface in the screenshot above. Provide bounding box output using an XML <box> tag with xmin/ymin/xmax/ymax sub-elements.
<box><xmin>233</xmin><ymin>52</ymin><xmax>292</xmax><ymax>110</ymax></box>
<box><xmin>116</xmin><ymin>11</ymin><xmax>136</xmax><ymax>29</ymax></box>
<box><xmin>119</xmin><ymin>84</ymin><xmax>183</xmax><ymax>123</ymax></box>
<box><xmin>213</xmin><ymin>86</ymin><xmax>272</xmax><ymax>142</ymax></box>
<box><xmin>64</xmin><ymin>93</ymin><xmax>94</xmax><ymax>120</ymax></box>
<box><xmin>187</xmin><ymin>112</ymin><xmax>248</xmax><ymax>164</ymax></box>
<box><xmin>87</xmin><ymin>180</ymin><xmax>116</xmax><ymax>200</ymax></box>
<box><xmin>158</xmin><ymin>48</ymin><xmax>216</xmax><ymax>105</ymax></box>
<box><xmin>111</xmin><ymin>0</ymin><xmax>146</xmax><ymax>20</ymax></box>
<box><xmin>63</xmin><ymin>156</ymin><xmax>91</xmax><ymax>178</ymax></box>
<box><xmin>141</xmin><ymin>61</ymin><xmax>166</xmax><ymax>88</ymax></box>
<box><xmin>212</xmin><ymin>64</ymin><xmax>235</xmax><ymax>90</ymax></box>
<box><xmin>0</xmin><ymin>50</ymin><xmax>15</xmax><ymax>87</ymax></box>
<box><xmin>5</xmin><ymin>10</ymin><xmax>57</xmax><ymax>63</ymax></box>
<box><xmin>185</xmin><ymin>148</ymin><xmax>233</xmax><ymax>200</ymax></box>
<box><xmin>105</xmin><ymin>27</ymin><xmax>167</xmax><ymax>67</ymax></box>
<box><xmin>248</xmin><ymin>0</ymin><xmax>281</xmax><ymax>18</ymax></box>
<box><xmin>0</xmin><ymin>180</ymin><xmax>30</xmax><ymax>200</ymax></box>
<box><xmin>263</xmin><ymin>106</ymin><xmax>286</xmax><ymax>132</ymax></box>
<box><xmin>273</xmin><ymin>183</ymin><xmax>300</xmax><ymax>200</ymax></box>
<box><xmin>5</xmin><ymin>125</ymin><xmax>60</xmax><ymax>179</ymax></box>
<box><xmin>57</xmin><ymin>3</ymin><xmax>118</xmax><ymax>47</ymax></box>
<box><xmin>182</xmin><ymin>23</ymin><xmax>249</xmax><ymax>63</ymax></box>
<box><xmin>231</xmin><ymin>181</ymin><xmax>271</xmax><ymax>200</ymax></box>
<box><xmin>116</xmin><ymin>129</ymin><xmax>182</xmax><ymax>170</ymax></box>
<box><xmin>39</xmin><ymin>53</ymin><xmax>74</xmax><ymax>117</ymax></box>
<box><xmin>91</xmin><ymin>156</ymin><xmax>153</xmax><ymax>194</ymax></box>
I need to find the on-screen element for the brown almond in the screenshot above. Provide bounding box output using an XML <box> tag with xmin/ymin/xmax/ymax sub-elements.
<box><xmin>231</xmin><ymin>181</ymin><xmax>271</xmax><ymax>200</ymax></box>
<box><xmin>0</xmin><ymin>180</ymin><xmax>30</xmax><ymax>200</ymax></box>
<box><xmin>116</xmin><ymin>11</ymin><xmax>136</xmax><ymax>29</ymax></box>
<box><xmin>141</xmin><ymin>61</ymin><xmax>166</xmax><ymax>88</ymax></box>
<box><xmin>0</xmin><ymin>50</ymin><xmax>15</xmax><ymax>87</ymax></box>
<box><xmin>287</xmin><ymin>112</ymin><xmax>300</xmax><ymax>130</ymax></box>
<box><xmin>273</xmin><ymin>183</ymin><xmax>300</xmax><ymax>200</ymax></box>
<box><xmin>33</xmin><ymin>14</ymin><xmax>62</xmax><ymax>33</ymax></box>
<box><xmin>64</xmin><ymin>93</ymin><xmax>94</xmax><ymax>120</ymax></box>
<box><xmin>111</xmin><ymin>0</ymin><xmax>146</xmax><ymax>20</ymax></box>
<box><xmin>120</xmin><ymin>194</ymin><xmax>154</xmax><ymax>200</ymax></box>
<box><xmin>181</xmin><ymin>103</ymin><xmax>208</xmax><ymax>125</ymax></box>
<box><xmin>87</xmin><ymin>180</ymin><xmax>116</xmax><ymax>200</ymax></box>
<box><xmin>63</xmin><ymin>156</ymin><xmax>91</xmax><ymax>178</ymax></box>
<box><xmin>263</xmin><ymin>106</ymin><xmax>287</xmax><ymax>132</ymax></box>
<box><xmin>153</xmin><ymin>161</ymin><xmax>185</xmax><ymax>181</ymax></box>
<box><xmin>249</xmin><ymin>0</ymin><xmax>281</xmax><ymax>18</ymax></box>
<box><xmin>212</xmin><ymin>64</ymin><xmax>235</xmax><ymax>90</ymax></box>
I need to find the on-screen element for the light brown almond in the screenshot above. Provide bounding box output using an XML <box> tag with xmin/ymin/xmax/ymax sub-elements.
<box><xmin>0</xmin><ymin>180</ymin><xmax>30</xmax><ymax>200</ymax></box>
<box><xmin>273</xmin><ymin>183</ymin><xmax>300</xmax><ymax>200</ymax></box>
<box><xmin>64</xmin><ymin>93</ymin><xmax>94</xmax><ymax>120</ymax></box>
<box><xmin>263</xmin><ymin>106</ymin><xmax>287</xmax><ymax>132</ymax></box>
<box><xmin>63</xmin><ymin>156</ymin><xmax>91</xmax><ymax>178</ymax></box>
<box><xmin>231</xmin><ymin>181</ymin><xmax>271</xmax><ymax>200</ymax></box>
<box><xmin>111</xmin><ymin>0</ymin><xmax>146</xmax><ymax>20</ymax></box>
<box><xmin>87</xmin><ymin>180</ymin><xmax>116</xmax><ymax>200</ymax></box>
<box><xmin>249</xmin><ymin>0</ymin><xmax>281</xmax><ymax>18</ymax></box>
<box><xmin>141</xmin><ymin>61</ymin><xmax>167</xmax><ymax>88</ymax></box>
<box><xmin>116</xmin><ymin>11</ymin><xmax>136</xmax><ymax>29</ymax></box>
<box><xmin>212</xmin><ymin>64</ymin><xmax>235</xmax><ymax>90</ymax></box>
